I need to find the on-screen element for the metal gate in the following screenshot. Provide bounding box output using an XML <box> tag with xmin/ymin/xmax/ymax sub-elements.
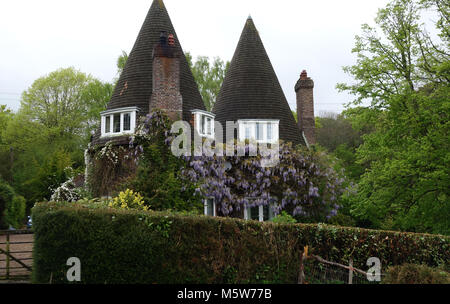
<box><xmin>0</xmin><ymin>230</ymin><xmax>33</xmax><ymax>282</ymax></box>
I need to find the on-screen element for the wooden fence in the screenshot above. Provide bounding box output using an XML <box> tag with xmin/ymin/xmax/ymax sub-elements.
<box><xmin>0</xmin><ymin>230</ymin><xmax>33</xmax><ymax>282</ymax></box>
<box><xmin>298</xmin><ymin>246</ymin><xmax>381</xmax><ymax>284</ymax></box>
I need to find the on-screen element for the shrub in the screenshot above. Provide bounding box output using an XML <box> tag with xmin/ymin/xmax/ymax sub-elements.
<box><xmin>0</xmin><ymin>181</ymin><xmax>15</xmax><ymax>229</ymax></box>
<box><xmin>31</xmin><ymin>202</ymin><xmax>449</xmax><ymax>284</ymax></box>
<box><xmin>50</xmin><ymin>178</ymin><xmax>82</xmax><ymax>203</ymax></box>
<box><xmin>270</xmin><ymin>211</ymin><xmax>297</xmax><ymax>224</ymax></box>
<box><xmin>0</xmin><ymin>180</ymin><xmax>26</xmax><ymax>229</ymax></box>
<box><xmin>108</xmin><ymin>189</ymin><xmax>148</xmax><ymax>211</ymax></box>
<box><xmin>4</xmin><ymin>194</ymin><xmax>26</xmax><ymax>229</ymax></box>
<box><xmin>383</xmin><ymin>264</ymin><xmax>449</xmax><ymax>284</ymax></box>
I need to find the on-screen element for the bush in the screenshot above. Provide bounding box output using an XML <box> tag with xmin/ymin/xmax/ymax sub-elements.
<box><xmin>50</xmin><ymin>178</ymin><xmax>82</xmax><ymax>203</ymax></box>
<box><xmin>383</xmin><ymin>264</ymin><xmax>449</xmax><ymax>284</ymax></box>
<box><xmin>5</xmin><ymin>195</ymin><xmax>26</xmax><ymax>229</ymax></box>
<box><xmin>0</xmin><ymin>180</ymin><xmax>26</xmax><ymax>229</ymax></box>
<box><xmin>108</xmin><ymin>189</ymin><xmax>148</xmax><ymax>211</ymax></box>
<box><xmin>31</xmin><ymin>202</ymin><xmax>449</xmax><ymax>284</ymax></box>
<box><xmin>0</xmin><ymin>181</ymin><xmax>15</xmax><ymax>229</ymax></box>
<box><xmin>270</xmin><ymin>211</ymin><xmax>297</xmax><ymax>224</ymax></box>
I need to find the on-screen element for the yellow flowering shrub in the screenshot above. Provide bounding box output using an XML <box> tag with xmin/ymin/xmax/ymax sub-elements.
<box><xmin>108</xmin><ymin>189</ymin><xmax>148</xmax><ymax>211</ymax></box>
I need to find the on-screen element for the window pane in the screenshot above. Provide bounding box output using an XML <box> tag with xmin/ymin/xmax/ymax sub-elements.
<box><xmin>206</xmin><ymin>199</ymin><xmax>214</xmax><ymax>216</ymax></box>
<box><xmin>245</xmin><ymin>124</ymin><xmax>250</xmax><ymax>139</ymax></box>
<box><xmin>201</xmin><ymin>115</ymin><xmax>206</xmax><ymax>134</ymax></box>
<box><xmin>123</xmin><ymin>113</ymin><xmax>131</xmax><ymax>131</ymax></box>
<box><xmin>256</xmin><ymin>123</ymin><xmax>263</xmax><ymax>140</ymax></box>
<box><xmin>263</xmin><ymin>205</ymin><xmax>271</xmax><ymax>221</ymax></box>
<box><xmin>267</xmin><ymin>123</ymin><xmax>272</xmax><ymax>140</ymax></box>
<box><xmin>113</xmin><ymin>114</ymin><xmax>121</xmax><ymax>133</ymax></box>
<box><xmin>207</xmin><ymin>118</ymin><xmax>212</xmax><ymax>135</ymax></box>
<box><xmin>105</xmin><ymin>116</ymin><xmax>110</xmax><ymax>133</ymax></box>
<box><xmin>250</xmin><ymin>207</ymin><xmax>259</xmax><ymax>220</ymax></box>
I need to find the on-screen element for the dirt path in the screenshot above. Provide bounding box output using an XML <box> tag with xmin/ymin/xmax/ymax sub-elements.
<box><xmin>0</xmin><ymin>233</ymin><xmax>33</xmax><ymax>279</ymax></box>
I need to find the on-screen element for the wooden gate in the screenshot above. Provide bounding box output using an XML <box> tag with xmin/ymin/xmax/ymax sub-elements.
<box><xmin>0</xmin><ymin>230</ymin><xmax>33</xmax><ymax>282</ymax></box>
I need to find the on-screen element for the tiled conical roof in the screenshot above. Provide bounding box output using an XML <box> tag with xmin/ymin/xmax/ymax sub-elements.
<box><xmin>213</xmin><ymin>17</ymin><xmax>304</xmax><ymax>146</ymax></box>
<box><xmin>92</xmin><ymin>0</ymin><xmax>205</xmax><ymax>146</ymax></box>
<box><xmin>109</xmin><ymin>0</ymin><xmax>205</xmax><ymax>117</ymax></box>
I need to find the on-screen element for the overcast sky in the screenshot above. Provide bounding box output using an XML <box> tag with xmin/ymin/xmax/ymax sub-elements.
<box><xmin>0</xmin><ymin>0</ymin><xmax>392</xmax><ymax>115</ymax></box>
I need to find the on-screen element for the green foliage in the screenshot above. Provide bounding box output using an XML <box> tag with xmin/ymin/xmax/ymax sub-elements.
<box><xmin>0</xmin><ymin>180</ymin><xmax>15</xmax><ymax>229</ymax></box>
<box><xmin>128</xmin><ymin>111</ymin><xmax>203</xmax><ymax>213</ymax></box>
<box><xmin>0</xmin><ymin>105</ymin><xmax>13</xmax><ymax>182</ymax></box>
<box><xmin>316</xmin><ymin>113</ymin><xmax>363</xmax><ymax>153</ymax></box>
<box><xmin>336</xmin><ymin>0</ymin><xmax>449</xmax><ymax>107</ymax></box>
<box><xmin>116</xmin><ymin>51</ymin><xmax>128</xmax><ymax>77</ymax></box>
<box><xmin>1</xmin><ymin>67</ymin><xmax>112</xmax><ymax>208</ymax></box>
<box><xmin>350</xmin><ymin>88</ymin><xmax>450</xmax><ymax>234</ymax></box>
<box><xmin>186</xmin><ymin>53</ymin><xmax>229</xmax><ymax>111</ymax></box>
<box><xmin>20</xmin><ymin>67</ymin><xmax>109</xmax><ymax>140</ymax></box>
<box><xmin>108</xmin><ymin>189</ymin><xmax>148</xmax><ymax>211</ymax></box>
<box><xmin>383</xmin><ymin>263</ymin><xmax>449</xmax><ymax>284</ymax></box>
<box><xmin>0</xmin><ymin>180</ymin><xmax>26</xmax><ymax>229</ymax></box>
<box><xmin>31</xmin><ymin>202</ymin><xmax>449</xmax><ymax>284</ymax></box>
<box><xmin>337</xmin><ymin>0</ymin><xmax>450</xmax><ymax>235</ymax></box>
<box><xmin>5</xmin><ymin>194</ymin><xmax>26</xmax><ymax>229</ymax></box>
<box><xmin>270</xmin><ymin>211</ymin><xmax>297</xmax><ymax>224</ymax></box>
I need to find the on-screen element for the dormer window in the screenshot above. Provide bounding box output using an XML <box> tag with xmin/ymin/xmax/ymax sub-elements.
<box><xmin>191</xmin><ymin>109</ymin><xmax>215</xmax><ymax>139</ymax></box>
<box><xmin>238</xmin><ymin>119</ymin><xmax>279</xmax><ymax>143</ymax></box>
<box><xmin>100</xmin><ymin>107</ymin><xmax>139</xmax><ymax>137</ymax></box>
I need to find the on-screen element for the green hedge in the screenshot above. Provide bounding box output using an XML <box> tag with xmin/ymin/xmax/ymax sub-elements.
<box><xmin>31</xmin><ymin>202</ymin><xmax>449</xmax><ymax>284</ymax></box>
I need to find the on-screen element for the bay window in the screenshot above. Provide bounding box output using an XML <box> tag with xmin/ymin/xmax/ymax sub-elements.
<box><xmin>238</xmin><ymin>119</ymin><xmax>279</xmax><ymax>143</ymax></box>
<box><xmin>100</xmin><ymin>107</ymin><xmax>139</xmax><ymax>137</ymax></box>
<box><xmin>191</xmin><ymin>109</ymin><xmax>215</xmax><ymax>138</ymax></box>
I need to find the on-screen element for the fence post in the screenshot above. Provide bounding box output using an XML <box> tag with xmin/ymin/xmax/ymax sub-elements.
<box><xmin>348</xmin><ymin>258</ymin><xmax>353</xmax><ymax>284</ymax></box>
<box><xmin>298</xmin><ymin>246</ymin><xmax>308</xmax><ymax>284</ymax></box>
<box><xmin>6</xmin><ymin>233</ymin><xmax>10</xmax><ymax>280</ymax></box>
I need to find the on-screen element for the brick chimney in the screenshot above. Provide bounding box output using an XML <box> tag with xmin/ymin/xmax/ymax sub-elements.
<box><xmin>295</xmin><ymin>70</ymin><xmax>315</xmax><ymax>145</ymax></box>
<box><xmin>150</xmin><ymin>31</ymin><xmax>183</xmax><ymax>121</ymax></box>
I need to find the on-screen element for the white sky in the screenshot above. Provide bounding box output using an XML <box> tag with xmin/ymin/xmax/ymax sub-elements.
<box><xmin>0</xmin><ymin>0</ymin><xmax>392</xmax><ymax>114</ymax></box>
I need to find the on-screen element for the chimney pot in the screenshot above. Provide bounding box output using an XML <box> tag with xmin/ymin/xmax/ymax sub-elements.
<box><xmin>300</xmin><ymin>70</ymin><xmax>308</xmax><ymax>80</ymax></box>
<box><xmin>168</xmin><ymin>34</ymin><xmax>175</xmax><ymax>46</ymax></box>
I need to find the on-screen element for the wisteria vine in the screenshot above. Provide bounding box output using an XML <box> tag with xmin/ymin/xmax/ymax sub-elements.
<box><xmin>130</xmin><ymin>110</ymin><xmax>345</xmax><ymax>221</ymax></box>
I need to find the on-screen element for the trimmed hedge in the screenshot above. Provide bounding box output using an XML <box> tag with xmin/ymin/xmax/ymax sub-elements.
<box><xmin>32</xmin><ymin>202</ymin><xmax>449</xmax><ymax>284</ymax></box>
<box><xmin>383</xmin><ymin>264</ymin><xmax>449</xmax><ymax>284</ymax></box>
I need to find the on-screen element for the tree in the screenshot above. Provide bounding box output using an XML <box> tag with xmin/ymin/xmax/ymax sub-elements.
<box><xmin>337</xmin><ymin>0</ymin><xmax>449</xmax><ymax>108</ymax></box>
<box><xmin>0</xmin><ymin>105</ymin><xmax>13</xmax><ymax>182</ymax></box>
<box><xmin>114</xmin><ymin>51</ymin><xmax>128</xmax><ymax>84</ymax></box>
<box><xmin>2</xmin><ymin>68</ymin><xmax>112</xmax><ymax>207</ymax></box>
<box><xmin>338</xmin><ymin>0</ymin><xmax>450</xmax><ymax>234</ymax></box>
<box><xmin>186</xmin><ymin>53</ymin><xmax>230</xmax><ymax>111</ymax></box>
<box><xmin>20</xmin><ymin>67</ymin><xmax>111</xmax><ymax>141</ymax></box>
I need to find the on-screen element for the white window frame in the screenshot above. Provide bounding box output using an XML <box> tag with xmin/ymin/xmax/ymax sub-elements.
<box><xmin>243</xmin><ymin>202</ymin><xmax>275</xmax><ymax>222</ymax></box>
<box><xmin>192</xmin><ymin>109</ymin><xmax>215</xmax><ymax>139</ymax></box>
<box><xmin>237</xmin><ymin>119</ymin><xmax>279</xmax><ymax>144</ymax></box>
<box><xmin>100</xmin><ymin>107</ymin><xmax>139</xmax><ymax>138</ymax></box>
<box><xmin>204</xmin><ymin>198</ymin><xmax>216</xmax><ymax>217</ymax></box>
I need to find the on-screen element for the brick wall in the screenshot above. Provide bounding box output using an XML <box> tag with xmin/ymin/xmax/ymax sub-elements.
<box><xmin>295</xmin><ymin>70</ymin><xmax>315</xmax><ymax>145</ymax></box>
<box><xmin>150</xmin><ymin>41</ymin><xmax>183</xmax><ymax>121</ymax></box>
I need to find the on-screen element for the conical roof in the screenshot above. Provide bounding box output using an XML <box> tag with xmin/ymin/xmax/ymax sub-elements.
<box><xmin>213</xmin><ymin>17</ymin><xmax>304</xmax><ymax>146</ymax></box>
<box><xmin>92</xmin><ymin>0</ymin><xmax>205</xmax><ymax>146</ymax></box>
<box><xmin>110</xmin><ymin>0</ymin><xmax>205</xmax><ymax>117</ymax></box>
